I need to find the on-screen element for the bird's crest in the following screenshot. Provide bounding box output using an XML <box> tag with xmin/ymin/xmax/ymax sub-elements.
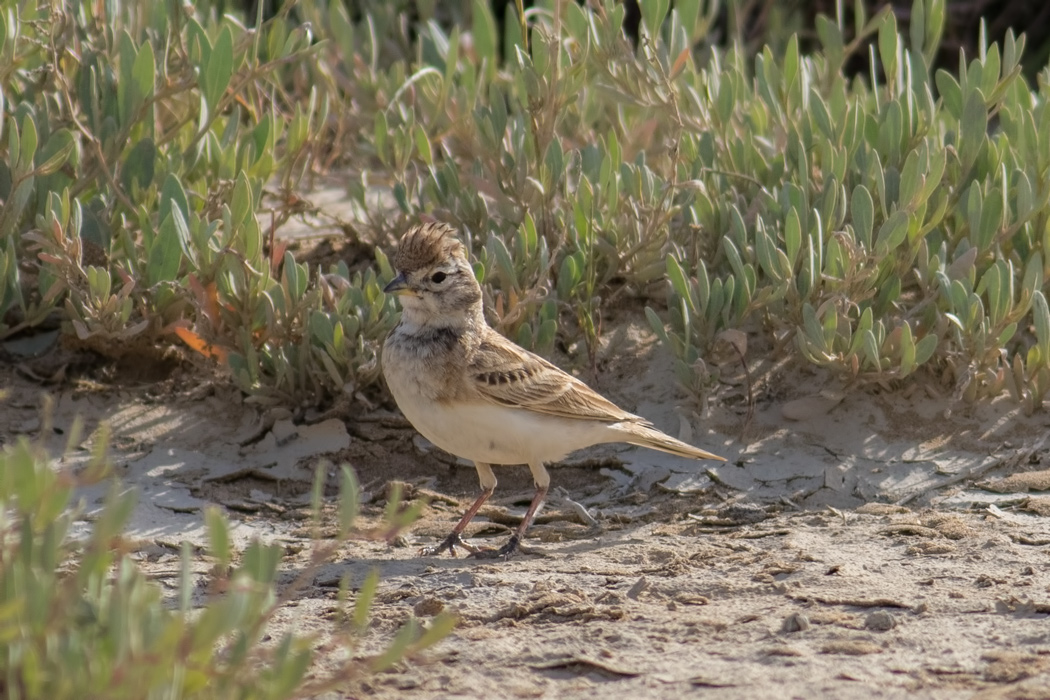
<box><xmin>393</xmin><ymin>222</ymin><xmax>464</xmax><ymax>272</ymax></box>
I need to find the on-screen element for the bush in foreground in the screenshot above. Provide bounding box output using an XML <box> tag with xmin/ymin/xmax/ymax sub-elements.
<box><xmin>0</xmin><ymin>405</ymin><xmax>452</xmax><ymax>699</ymax></box>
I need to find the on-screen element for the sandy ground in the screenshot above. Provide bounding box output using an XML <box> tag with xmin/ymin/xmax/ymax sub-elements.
<box><xmin>4</xmin><ymin>304</ymin><xmax>1050</xmax><ymax>699</ymax></box>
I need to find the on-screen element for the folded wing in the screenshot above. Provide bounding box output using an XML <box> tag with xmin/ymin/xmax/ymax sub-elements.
<box><xmin>469</xmin><ymin>329</ymin><xmax>636</xmax><ymax>423</ymax></box>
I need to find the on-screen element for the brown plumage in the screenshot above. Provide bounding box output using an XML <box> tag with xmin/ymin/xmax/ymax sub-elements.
<box><xmin>381</xmin><ymin>222</ymin><xmax>725</xmax><ymax>558</ymax></box>
<box><xmin>392</xmin><ymin>222</ymin><xmax>464</xmax><ymax>274</ymax></box>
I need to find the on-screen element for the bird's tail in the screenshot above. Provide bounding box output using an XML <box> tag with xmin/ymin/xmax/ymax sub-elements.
<box><xmin>618</xmin><ymin>422</ymin><xmax>726</xmax><ymax>462</ymax></box>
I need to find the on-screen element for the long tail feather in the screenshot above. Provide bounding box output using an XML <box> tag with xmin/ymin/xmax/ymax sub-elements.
<box><xmin>621</xmin><ymin>423</ymin><xmax>726</xmax><ymax>461</ymax></box>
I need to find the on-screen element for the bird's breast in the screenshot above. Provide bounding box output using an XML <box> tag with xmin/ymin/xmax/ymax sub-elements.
<box><xmin>383</xmin><ymin>325</ymin><xmax>615</xmax><ymax>465</ymax></box>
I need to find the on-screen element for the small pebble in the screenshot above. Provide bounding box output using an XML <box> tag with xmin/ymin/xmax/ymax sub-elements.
<box><xmin>781</xmin><ymin>612</ymin><xmax>811</xmax><ymax>633</ymax></box>
<box><xmin>865</xmin><ymin>610</ymin><xmax>896</xmax><ymax>631</ymax></box>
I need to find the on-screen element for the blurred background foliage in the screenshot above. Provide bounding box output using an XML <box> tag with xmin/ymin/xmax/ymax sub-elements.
<box><xmin>1</xmin><ymin>0</ymin><xmax>1049</xmax><ymax>412</ymax></box>
<box><xmin>235</xmin><ymin>0</ymin><xmax>1050</xmax><ymax>82</ymax></box>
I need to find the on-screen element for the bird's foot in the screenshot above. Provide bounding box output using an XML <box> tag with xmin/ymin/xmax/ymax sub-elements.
<box><xmin>468</xmin><ymin>535</ymin><xmax>521</xmax><ymax>560</ymax></box>
<box><xmin>419</xmin><ymin>532</ymin><xmax>480</xmax><ymax>557</ymax></box>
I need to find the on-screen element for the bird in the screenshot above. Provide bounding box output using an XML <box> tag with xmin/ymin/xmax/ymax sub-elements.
<box><xmin>381</xmin><ymin>222</ymin><xmax>726</xmax><ymax>558</ymax></box>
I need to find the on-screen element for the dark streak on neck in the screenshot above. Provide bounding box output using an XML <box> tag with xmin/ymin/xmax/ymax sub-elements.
<box><xmin>401</xmin><ymin>323</ymin><xmax>461</xmax><ymax>352</ymax></box>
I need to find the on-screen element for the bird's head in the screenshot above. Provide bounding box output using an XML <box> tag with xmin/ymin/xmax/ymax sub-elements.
<box><xmin>384</xmin><ymin>222</ymin><xmax>483</xmax><ymax>323</ymax></box>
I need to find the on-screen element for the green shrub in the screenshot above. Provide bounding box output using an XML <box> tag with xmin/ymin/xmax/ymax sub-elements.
<box><xmin>0</xmin><ymin>408</ymin><xmax>453</xmax><ymax>699</ymax></box>
<box><xmin>0</xmin><ymin>1</ymin><xmax>398</xmax><ymax>403</ymax></box>
<box><xmin>3</xmin><ymin>0</ymin><xmax>1050</xmax><ymax>409</ymax></box>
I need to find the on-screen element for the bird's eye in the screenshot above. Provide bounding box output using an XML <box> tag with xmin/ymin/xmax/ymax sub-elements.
<box><xmin>430</xmin><ymin>271</ymin><xmax>447</xmax><ymax>284</ymax></box>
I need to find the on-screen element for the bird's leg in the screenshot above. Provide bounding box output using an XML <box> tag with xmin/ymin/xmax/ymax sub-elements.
<box><xmin>420</xmin><ymin>462</ymin><xmax>495</xmax><ymax>557</ymax></box>
<box><xmin>472</xmin><ymin>462</ymin><xmax>550</xmax><ymax>559</ymax></box>
<box><xmin>420</xmin><ymin>486</ymin><xmax>493</xmax><ymax>556</ymax></box>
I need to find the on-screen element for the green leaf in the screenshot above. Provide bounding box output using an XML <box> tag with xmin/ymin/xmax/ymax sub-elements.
<box><xmin>285</xmin><ymin>253</ymin><xmax>308</xmax><ymax>301</ymax></box>
<box><xmin>311</xmin><ymin>462</ymin><xmax>325</xmax><ymax>528</ymax></box>
<box><xmin>414</xmin><ymin>125</ymin><xmax>433</xmax><ymax>167</ymax></box>
<box><xmin>309</xmin><ymin>311</ymin><xmax>335</xmax><ymax>344</ymax></box>
<box><xmin>1015</xmin><ymin>169</ymin><xmax>1034</xmax><ymax>221</ymax></box>
<box><xmin>861</xmin><ymin>329</ymin><xmax>881</xmax><ymax>369</ymax></box>
<box><xmin>977</xmin><ymin>261</ymin><xmax>1003</xmax><ymax>325</ymax></box>
<box><xmin>899</xmin><ymin>322</ymin><xmax>916</xmax><ymax>376</ymax></box>
<box><xmin>328</xmin><ymin>2</ymin><xmax>355</xmax><ymax>62</ymax></box>
<box><xmin>34</xmin><ymin>128</ymin><xmax>75</xmax><ymax>176</ymax></box>
<box><xmin>802</xmin><ymin>303</ymin><xmax>827</xmax><ymax>352</ymax></box>
<box><xmin>809</xmin><ymin>89</ymin><xmax>834</xmax><ymax>140</ymax></box>
<box><xmin>415</xmin><ymin>612</ymin><xmax>457</xmax><ymax>652</ymax></box>
<box><xmin>914</xmin><ymin>334</ymin><xmax>938</xmax><ymax>366</ymax></box>
<box><xmin>180</xmin><ymin>540</ymin><xmax>193</xmax><ymax>613</ymax></box>
<box><xmin>117</xmin><ymin>31</ymin><xmax>137</xmax><ymax>127</ymax></box>
<box><xmin>977</xmin><ymin>184</ymin><xmax>1002</xmax><ymax>251</ymax></box>
<box><xmin>666</xmin><ymin>255</ymin><xmax>692</xmax><ymax>309</ymax></box>
<box><xmin>854</xmin><ymin>0</ymin><xmax>868</xmax><ymax>37</ymax></box>
<box><xmin>959</xmin><ymin>89</ymin><xmax>987</xmax><ymax>173</ymax></box>
<box><xmin>159</xmin><ymin>173</ymin><xmax>190</xmax><ymax>227</ymax></box>
<box><xmin>755</xmin><ymin>223</ymin><xmax>783</xmax><ymax>284</ymax></box>
<box><xmin>372</xmin><ymin>617</ymin><xmax>420</xmax><ymax>672</ymax></box>
<box><xmin>0</xmin><ymin>175</ymin><xmax>34</xmax><ymax>239</ymax></box>
<box><xmin>676</xmin><ymin>0</ymin><xmax>703</xmax><ymax>40</ymax></box>
<box><xmin>393</xmin><ymin>181</ymin><xmax>409</xmax><ymax>212</ymax></box>
<box><xmin>851</xmin><ymin>185</ymin><xmax>874</xmax><ymax>248</ymax></box>
<box><xmin>640</xmin><ymin>0</ymin><xmax>669</xmax><ymax>36</ymax></box>
<box><xmin>784</xmin><ymin>206</ymin><xmax>802</xmax><ymax>266</ymax></box>
<box><xmin>1020</xmin><ymin>252</ymin><xmax>1043</xmax><ymax>312</ymax></box>
<box><xmin>204</xmin><ymin>26</ymin><xmax>234</xmax><ymax>114</ymax></box>
<box><xmin>998</xmin><ymin>322</ymin><xmax>1018</xmax><ymax>346</ymax></box>
<box><xmin>898</xmin><ymin>149</ymin><xmax>923</xmax><ymax>209</ymax></box>
<box><xmin>909</xmin><ymin>0</ymin><xmax>926</xmax><ymax>56</ymax></box>
<box><xmin>149</xmin><ymin>212</ymin><xmax>184</xmax><ymax>284</ymax></box>
<box><xmin>205</xmin><ymin>506</ymin><xmax>231</xmax><ymax>568</ymax></box>
<box><xmin>935</xmin><ymin>70</ymin><xmax>962</xmax><ymax>118</ymax></box>
<box><xmin>784</xmin><ymin>35</ymin><xmax>800</xmax><ymax>94</ymax></box>
<box><xmin>503</xmin><ymin>1</ymin><xmax>524</xmax><ymax>63</ymax></box>
<box><xmin>1033</xmin><ymin>291</ymin><xmax>1050</xmax><ymax>360</ymax></box>
<box><xmin>230</xmin><ymin>171</ymin><xmax>252</xmax><ymax>227</ymax></box>
<box><xmin>875</xmin><ymin>210</ymin><xmax>909</xmax><ymax>254</ymax></box>
<box><xmin>338</xmin><ymin>465</ymin><xmax>363</xmax><ymax>537</ymax></box>
<box><xmin>920</xmin><ymin>141</ymin><xmax>946</xmax><ymax>201</ymax></box>
<box><xmin>241</xmin><ymin>540</ymin><xmax>281</xmax><ymax>583</ymax></box>
<box><xmin>878</xmin><ymin>100</ymin><xmax>903</xmax><ymax>164</ymax></box>
<box><xmin>878</xmin><ymin>11</ymin><xmax>899</xmax><ymax>88</ymax></box>
<box><xmin>722</xmin><ymin>237</ymin><xmax>746</xmax><ymax>281</ymax></box>
<box><xmin>875</xmin><ymin>275</ymin><xmax>902</xmax><ymax>315</ymax></box>
<box><xmin>132</xmin><ymin>38</ymin><xmax>156</xmax><ymax>113</ymax></box>
<box><xmin>924</xmin><ymin>0</ymin><xmax>946</xmax><ymax>65</ymax></box>
<box><xmin>170</xmin><ymin>205</ymin><xmax>193</xmax><ymax>261</ymax></box>
<box><xmin>816</xmin><ymin>15</ymin><xmax>844</xmax><ymax>71</ymax></box>
<box><xmin>18</xmin><ymin>114</ymin><xmax>37</xmax><ymax>173</ymax></box>
<box><xmin>374</xmin><ymin>111</ymin><xmax>389</xmax><ymax>165</ymax></box>
<box><xmin>6</xmin><ymin>116</ymin><xmax>19</xmax><ymax>174</ymax></box>
<box><xmin>980</xmin><ymin>44</ymin><xmax>1001</xmax><ymax>99</ymax></box>
<box><xmin>471</xmin><ymin>0</ymin><xmax>497</xmax><ymax>64</ymax></box>
<box><xmin>536</xmin><ymin>318</ymin><xmax>557</xmax><ymax>352</ymax></box>
<box><xmin>645</xmin><ymin>306</ymin><xmax>673</xmax><ymax>349</ymax></box>
<box><xmin>121</xmin><ymin>138</ymin><xmax>156</xmax><ymax>194</ymax></box>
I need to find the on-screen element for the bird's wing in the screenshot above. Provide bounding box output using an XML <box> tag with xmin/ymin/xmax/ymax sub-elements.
<box><xmin>468</xmin><ymin>330</ymin><xmax>637</xmax><ymax>422</ymax></box>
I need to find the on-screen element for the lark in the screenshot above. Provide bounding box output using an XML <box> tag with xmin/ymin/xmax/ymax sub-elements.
<box><xmin>381</xmin><ymin>222</ymin><xmax>725</xmax><ymax>558</ymax></box>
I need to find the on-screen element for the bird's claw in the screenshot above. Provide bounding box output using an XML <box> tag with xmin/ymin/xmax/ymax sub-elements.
<box><xmin>419</xmin><ymin>532</ymin><xmax>480</xmax><ymax>557</ymax></box>
<box><xmin>467</xmin><ymin>535</ymin><xmax>521</xmax><ymax>560</ymax></box>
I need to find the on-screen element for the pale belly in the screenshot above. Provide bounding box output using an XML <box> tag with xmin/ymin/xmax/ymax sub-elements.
<box><xmin>393</xmin><ymin>394</ymin><xmax>614</xmax><ymax>466</ymax></box>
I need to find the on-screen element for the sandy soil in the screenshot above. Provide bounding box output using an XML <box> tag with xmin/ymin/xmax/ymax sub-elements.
<box><xmin>4</xmin><ymin>319</ymin><xmax>1050</xmax><ymax>700</ymax></box>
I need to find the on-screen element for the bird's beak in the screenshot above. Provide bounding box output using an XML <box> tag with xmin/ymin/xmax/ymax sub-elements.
<box><xmin>383</xmin><ymin>272</ymin><xmax>413</xmax><ymax>296</ymax></box>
